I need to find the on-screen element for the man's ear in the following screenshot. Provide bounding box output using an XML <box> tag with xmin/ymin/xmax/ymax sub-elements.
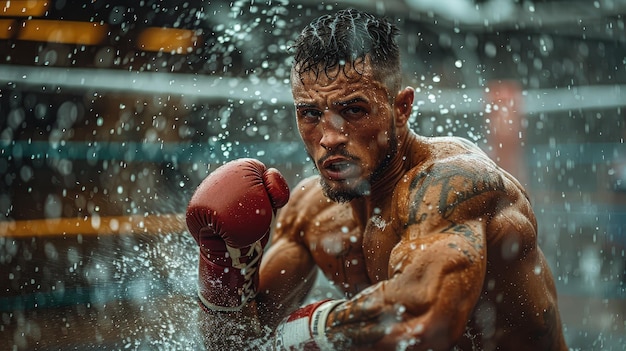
<box><xmin>394</xmin><ymin>87</ymin><xmax>415</xmax><ymax>127</ymax></box>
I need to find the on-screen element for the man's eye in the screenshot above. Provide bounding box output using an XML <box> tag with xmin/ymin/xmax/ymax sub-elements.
<box><xmin>343</xmin><ymin>106</ymin><xmax>366</xmax><ymax>118</ymax></box>
<box><xmin>300</xmin><ymin>109</ymin><xmax>322</xmax><ymax>121</ymax></box>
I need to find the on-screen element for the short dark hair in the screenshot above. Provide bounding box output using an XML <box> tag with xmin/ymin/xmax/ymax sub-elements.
<box><xmin>291</xmin><ymin>8</ymin><xmax>402</xmax><ymax>96</ymax></box>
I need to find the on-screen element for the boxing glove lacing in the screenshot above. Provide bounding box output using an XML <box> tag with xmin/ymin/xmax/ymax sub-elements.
<box><xmin>198</xmin><ymin>240</ymin><xmax>264</xmax><ymax>312</ymax></box>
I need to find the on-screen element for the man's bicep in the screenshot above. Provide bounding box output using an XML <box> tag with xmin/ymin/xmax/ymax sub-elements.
<box><xmin>257</xmin><ymin>236</ymin><xmax>317</xmax><ymax>326</ymax></box>
<box><xmin>394</xmin><ymin>218</ymin><xmax>487</xmax><ymax>300</ymax></box>
<box><xmin>386</xmin><ymin>221</ymin><xmax>488</xmax><ymax>346</ymax></box>
<box><xmin>396</xmin><ymin>220</ymin><xmax>488</xmax><ymax>275</ymax></box>
<box><xmin>260</xmin><ymin>195</ymin><xmax>318</xmax><ymax>301</ymax></box>
<box><xmin>325</xmin><ymin>222</ymin><xmax>488</xmax><ymax>349</ymax></box>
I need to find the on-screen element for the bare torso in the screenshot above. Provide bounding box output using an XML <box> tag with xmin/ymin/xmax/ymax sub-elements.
<box><xmin>273</xmin><ymin>136</ymin><xmax>567</xmax><ymax>350</ymax></box>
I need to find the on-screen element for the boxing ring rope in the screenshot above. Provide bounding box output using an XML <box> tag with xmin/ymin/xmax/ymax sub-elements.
<box><xmin>0</xmin><ymin>64</ymin><xmax>624</xmax><ymax>113</ymax></box>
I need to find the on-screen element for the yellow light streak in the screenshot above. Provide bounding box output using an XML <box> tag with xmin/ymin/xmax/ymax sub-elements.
<box><xmin>0</xmin><ymin>213</ymin><xmax>187</xmax><ymax>237</ymax></box>
<box><xmin>136</xmin><ymin>27</ymin><xmax>201</xmax><ymax>53</ymax></box>
<box><xmin>18</xmin><ymin>19</ymin><xmax>108</xmax><ymax>45</ymax></box>
<box><xmin>0</xmin><ymin>18</ymin><xmax>14</xmax><ymax>38</ymax></box>
<box><xmin>1</xmin><ymin>0</ymin><xmax>49</xmax><ymax>17</ymax></box>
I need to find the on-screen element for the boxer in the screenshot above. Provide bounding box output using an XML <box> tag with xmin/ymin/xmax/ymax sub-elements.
<box><xmin>186</xmin><ymin>8</ymin><xmax>568</xmax><ymax>351</ymax></box>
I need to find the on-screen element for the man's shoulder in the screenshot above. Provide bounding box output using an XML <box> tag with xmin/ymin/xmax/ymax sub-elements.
<box><xmin>405</xmin><ymin>136</ymin><xmax>497</xmax><ymax>179</ymax></box>
<box><xmin>290</xmin><ymin>175</ymin><xmax>324</xmax><ymax>199</ymax></box>
<box><xmin>397</xmin><ymin>135</ymin><xmax>519</xmax><ymax>207</ymax></box>
<box><xmin>427</xmin><ymin>136</ymin><xmax>489</xmax><ymax>159</ymax></box>
<box><xmin>275</xmin><ymin>175</ymin><xmax>345</xmax><ymax>240</ymax></box>
<box><xmin>400</xmin><ymin>135</ymin><xmax>529</xmax><ymax>211</ymax></box>
<box><xmin>282</xmin><ymin>175</ymin><xmax>335</xmax><ymax>214</ymax></box>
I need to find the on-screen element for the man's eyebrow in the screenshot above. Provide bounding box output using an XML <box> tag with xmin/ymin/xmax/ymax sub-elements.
<box><xmin>334</xmin><ymin>97</ymin><xmax>367</xmax><ymax>106</ymax></box>
<box><xmin>295</xmin><ymin>102</ymin><xmax>317</xmax><ymax>109</ymax></box>
<box><xmin>295</xmin><ymin>97</ymin><xmax>367</xmax><ymax>109</ymax></box>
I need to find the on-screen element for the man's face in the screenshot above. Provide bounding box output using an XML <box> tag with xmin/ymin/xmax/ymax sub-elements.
<box><xmin>291</xmin><ymin>60</ymin><xmax>397</xmax><ymax>202</ymax></box>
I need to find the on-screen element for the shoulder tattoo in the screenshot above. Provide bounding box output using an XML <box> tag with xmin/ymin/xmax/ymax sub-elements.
<box><xmin>406</xmin><ymin>162</ymin><xmax>506</xmax><ymax>227</ymax></box>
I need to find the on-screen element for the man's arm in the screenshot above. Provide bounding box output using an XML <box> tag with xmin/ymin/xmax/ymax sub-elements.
<box><xmin>326</xmin><ymin>219</ymin><xmax>488</xmax><ymax>350</ymax></box>
<box><xmin>257</xmin><ymin>176</ymin><xmax>322</xmax><ymax>328</ymax></box>
<box><xmin>268</xmin><ymin>217</ymin><xmax>489</xmax><ymax>351</ymax></box>
<box><xmin>318</xmin><ymin>159</ymin><xmax>504</xmax><ymax>350</ymax></box>
<box><xmin>257</xmin><ymin>233</ymin><xmax>319</xmax><ymax>328</ymax></box>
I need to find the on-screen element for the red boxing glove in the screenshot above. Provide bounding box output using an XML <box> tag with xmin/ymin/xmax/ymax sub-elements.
<box><xmin>186</xmin><ymin>158</ymin><xmax>290</xmax><ymax>311</ymax></box>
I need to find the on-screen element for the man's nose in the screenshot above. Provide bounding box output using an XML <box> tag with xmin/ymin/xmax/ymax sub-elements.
<box><xmin>319</xmin><ymin>113</ymin><xmax>348</xmax><ymax>150</ymax></box>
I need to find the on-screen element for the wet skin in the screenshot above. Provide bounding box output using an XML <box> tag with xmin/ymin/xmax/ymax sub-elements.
<box><xmin>256</xmin><ymin>59</ymin><xmax>568</xmax><ymax>350</ymax></box>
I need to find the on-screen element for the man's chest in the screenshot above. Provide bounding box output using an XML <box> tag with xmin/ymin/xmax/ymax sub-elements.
<box><xmin>304</xmin><ymin>206</ymin><xmax>398</xmax><ymax>297</ymax></box>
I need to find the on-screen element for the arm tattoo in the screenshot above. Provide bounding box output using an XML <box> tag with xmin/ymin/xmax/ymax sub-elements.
<box><xmin>407</xmin><ymin>163</ymin><xmax>506</xmax><ymax>227</ymax></box>
<box><xmin>443</xmin><ymin>223</ymin><xmax>484</xmax><ymax>263</ymax></box>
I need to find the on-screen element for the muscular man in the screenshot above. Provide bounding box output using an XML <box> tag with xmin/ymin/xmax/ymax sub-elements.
<box><xmin>186</xmin><ymin>8</ymin><xmax>568</xmax><ymax>350</ymax></box>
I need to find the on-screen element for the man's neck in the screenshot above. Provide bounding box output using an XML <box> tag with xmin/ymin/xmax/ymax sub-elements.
<box><xmin>350</xmin><ymin>131</ymin><xmax>423</xmax><ymax>224</ymax></box>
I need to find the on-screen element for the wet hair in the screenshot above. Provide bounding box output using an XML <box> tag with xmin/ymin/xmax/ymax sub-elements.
<box><xmin>291</xmin><ymin>8</ymin><xmax>402</xmax><ymax>96</ymax></box>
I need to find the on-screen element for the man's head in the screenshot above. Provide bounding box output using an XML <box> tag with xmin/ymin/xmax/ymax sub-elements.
<box><xmin>290</xmin><ymin>8</ymin><xmax>414</xmax><ymax>203</ymax></box>
<box><xmin>291</xmin><ymin>8</ymin><xmax>402</xmax><ymax>100</ymax></box>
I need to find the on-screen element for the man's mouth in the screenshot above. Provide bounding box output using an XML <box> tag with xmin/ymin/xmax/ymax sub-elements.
<box><xmin>321</xmin><ymin>157</ymin><xmax>360</xmax><ymax>180</ymax></box>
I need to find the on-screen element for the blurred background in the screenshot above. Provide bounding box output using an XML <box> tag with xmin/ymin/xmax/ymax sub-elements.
<box><xmin>0</xmin><ymin>0</ymin><xmax>624</xmax><ymax>349</ymax></box>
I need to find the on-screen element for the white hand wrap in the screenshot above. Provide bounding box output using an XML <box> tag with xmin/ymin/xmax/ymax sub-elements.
<box><xmin>274</xmin><ymin>299</ymin><xmax>345</xmax><ymax>350</ymax></box>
